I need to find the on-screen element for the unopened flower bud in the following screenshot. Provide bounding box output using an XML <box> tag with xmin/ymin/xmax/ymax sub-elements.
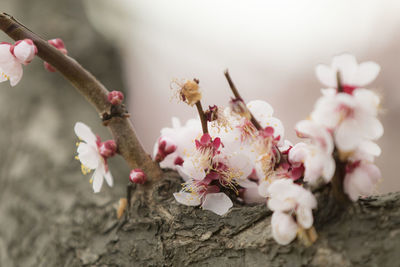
<box><xmin>44</xmin><ymin>38</ymin><xmax>67</xmax><ymax>72</ymax></box>
<box><xmin>129</xmin><ymin>169</ymin><xmax>147</xmax><ymax>184</ymax></box>
<box><xmin>107</xmin><ymin>91</ymin><xmax>124</xmax><ymax>105</ymax></box>
<box><xmin>99</xmin><ymin>140</ymin><xmax>117</xmax><ymax>158</ymax></box>
<box><xmin>12</xmin><ymin>39</ymin><xmax>37</xmax><ymax>64</ymax></box>
<box><xmin>155</xmin><ymin>136</ymin><xmax>177</xmax><ymax>162</ymax></box>
<box><xmin>44</xmin><ymin>62</ymin><xmax>57</xmax><ymax>72</ymax></box>
<box><xmin>229</xmin><ymin>97</ymin><xmax>251</xmax><ymax>120</ymax></box>
<box><xmin>205</xmin><ymin>105</ymin><xmax>218</xmax><ymax>122</ymax></box>
<box><xmin>48</xmin><ymin>38</ymin><xmax>67</xmax><ymax>54</ymax></box>
<box><xmin>180</xmin><ymin>79</ymin><xmax>202</xmax><ymax>106</ymax></box>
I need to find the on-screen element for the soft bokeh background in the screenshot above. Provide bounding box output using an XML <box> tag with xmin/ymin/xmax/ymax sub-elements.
<box><xmin>85</xmin><ymin>0</ymin><xmax>400</xmax><ymax>193</ymax></box>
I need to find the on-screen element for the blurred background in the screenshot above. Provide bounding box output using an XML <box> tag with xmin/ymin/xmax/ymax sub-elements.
<box><xmin>1</xmin><ymin>0</ymin><xmax>400</xmax><ymax>265</ymax></box>
<box><xmin>85</xmin><ymin>0</ymin><xmax>400</xmax><ymax>193</ymax></box>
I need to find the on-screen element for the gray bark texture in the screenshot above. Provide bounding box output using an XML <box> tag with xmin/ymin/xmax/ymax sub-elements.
<box><xmin>1</xmin><ymin>0</ymin><xmax>400</xmax><ymax>266</ymax></box>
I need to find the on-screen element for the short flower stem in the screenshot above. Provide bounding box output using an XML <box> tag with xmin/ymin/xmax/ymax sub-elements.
<box><xmin>223</xmin><ymin>69</ymin><xmax>262</xmax><ymax>130</ymax></box>
<box><xmin>196</xmin><ymin>101</ymin><xmax>208</xmax><ymax>134</ymax></box>
<box><xmin>336</xmin><ymin>71</ymin><xmax>343</xmax><ymax>92</ymax></box>
<box><xmin>331</xmin><ymin>150</ymin><xmax>350</xmax><ymax>205</ymax></box>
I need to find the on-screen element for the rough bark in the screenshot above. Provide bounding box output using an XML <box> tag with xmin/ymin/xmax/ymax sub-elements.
<box><xmin>17</xmin><ymin>170</ymin><xmax>400</xmax><ymax>267</ymax></box>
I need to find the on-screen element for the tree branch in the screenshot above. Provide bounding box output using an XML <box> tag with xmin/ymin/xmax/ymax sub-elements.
<box><xmin>0</xmin><ymin>13</ymin><xmax>162</xmax><ymax>180</ymax></box>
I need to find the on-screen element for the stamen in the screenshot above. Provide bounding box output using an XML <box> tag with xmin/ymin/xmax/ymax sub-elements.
<box><xmin>81</xmin><ymin>164</ymin><xmax>92</xmax><ymax>175</ymax></box>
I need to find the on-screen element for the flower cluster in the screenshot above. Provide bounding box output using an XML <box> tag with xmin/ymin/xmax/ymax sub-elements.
<box><xmin>156</xmin><ymin>93</ymin><xmax>288</xmax><ymax>215</ymax></box>
<box><xmin>1</xmin><ymin>39</ymin><xmax>382</xmax><ymax>247</ymax></box>
<box><xmin>155</xmin><ymin>54</ymin><xmax>383</xmax><ymax>245</ymax></box>
<box><xmin>306</xmin><ymin>54</ymin><xmax>383</xmax><ymax>199</ymax></box>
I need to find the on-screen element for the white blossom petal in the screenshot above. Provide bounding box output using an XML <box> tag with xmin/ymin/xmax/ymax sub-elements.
<box><xmin>202</xmin><ymin>193</ymin><xmax>233</xmax><ymax>216</ymax></box>
<box><xmin>104</xmin><ymin>169</ymin><xmax>113</xmax><ymax>187</ymax></box>
<box><xmin>331</xmin><ymin>54</ymin><xmax>358</xmax><ymax>85</ymax></box>
<box><xmin>335</xmin><ymin>119</ymin><xmax>361</xmax><ymax>152</ymax></box>
<box><xmin>247</xmin><ymin>100</ymin><xmax>274</xmax><ymax>118</ymax></box>
<box><xmin>296</xmin><ymin>206</ymin><xmax>314</xmax><ymax>229</ymax></box>
<box><xmin>315</xmin><ymin>64</ymin><xmax>336</xmax><ymax>87</ymax></box>
<box><xmin>74</xmin><ymin>122</ymin><xmax>97</xmax><ymax>145</ymax></box>
<box><xmin>344</xmin><ymin>163</ymin><xmax>381</xmax><ymax>201</ymax></box>
<box><xmin>92</xmin><ymin>168</ymin><xmax>104</xmax><ymax>193</ymax></box>
<box><xmin>173</xmin><ymin>192</ymin><xmax>201</xmax><ymax>206</ymax></box>
<box><xmin>271</xmin><ymin>212</ymin><xmax>298</xmax><ymax>245</ymax></box>
<box><xmin>354</xmin><ymin>62</ymin><xmax>380</xmax><ymax>86</ymax></box>
<box><xmin>77</xmin><ymin>143</ymin><xmax>99</xmax><ymax>169</ymax></box>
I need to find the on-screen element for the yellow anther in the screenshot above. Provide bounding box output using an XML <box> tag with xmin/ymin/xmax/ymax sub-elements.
<box><xmin>81</xmin><ymin>164</ymin><xmax>92</xmax><ymax>175</ymax></box>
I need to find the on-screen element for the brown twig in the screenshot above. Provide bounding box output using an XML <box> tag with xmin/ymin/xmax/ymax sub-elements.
<box><xmin>223</xmin><ymin>69</ymin><xmax>262</xmax><ymax>130</ymax></box>
<box><xmin>195</xmin><ymin>101</ymin><xmax>208</xmax><ymax>134</ymax></box>
<box><xmin>336</xmin><ymin>71</ymin><xmax>343</xmax><ymax>93</ymax></box>
<box><xmin>0</xmin><ymin>13</ymin><xmax>162</xmax><ymax>180</ymax></box>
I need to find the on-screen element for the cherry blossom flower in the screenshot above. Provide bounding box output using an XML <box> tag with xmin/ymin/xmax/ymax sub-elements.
<box><xmin>344</xmin><ymin>161</ymin><xmax>381</xmax><ymax>201</ymax></box>
<box><xmin>153</xmin><ymin>117</ymin><xmax>202</xmax><ymax>170</ymax></box>
<box><xmin>173</xmin><ymin>178</ymin><xmax>233</xmax><ymax>215</ymax></box>
<box><xmin>177</xmin><ymin>133</ymin><xmax>222</xmax><ymax>180</ymax></box>
<box><xmin>311</xmin><ymin>88</ymin><xmax>383</xmax><ymax>154</ymax></box>
<box><xmin>247</xmin><ymin>100</ymin><xmax>284</xmax><ymax>144</ymax></box>
<box><xmin>267</xmin><ymin>179</ymin><xmax>317</xmax><ymax>245</ymax></box>
<box><xmin>0</xmin><ymin>39</ymin><xmax>37</xmax><ymax>86</ymax></box>
<box><xmin>291</xmin><ymin>120</ymin><xmax>335</xmax><ymax>184</ymax></box>
<box><xmin>74</xmin><ymin>122</ymin><xmax>114</xmax><ymax>193</ymax></box>
<box><xmin>316</xmin><ymin>53</ymin><xmax>380</xmax><ymax>93</ymax></box>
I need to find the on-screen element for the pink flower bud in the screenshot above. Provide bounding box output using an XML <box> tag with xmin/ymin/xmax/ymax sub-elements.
<box><xmin>44</xmin><ymin>38</ymin><xmax>68</xmax><ymax>72</ymax></box>
<box><xmin>107</xmin><ymin>91</ymin><xmax>124</xmax><ymax>105</ymax></box>
<box><xmin>155</xmin><ymin>136</ymin><xmax>177</xmax><ymax>162</ymax></box>
<box><xmin>48</xmin><ymin>38</ymin><xmax>67</xmax><ymax>52</ymax></box>
<box><xmin>99</xmin><ymin>140</ymin><xmax>117</xmax><ymax>158</ymax></box>
<box><xmin>12</xmin><ymin>39</ymin><xmax>37</xmax><ymax>64</ymax></box>
<box><xmin>44</xmin><ymin>62</ymin><xmax>57</xmax><ymax>72</ymax></box>
<box><xmin>129</xmin><ymin>169</ymin><xmax>147</xmax><ymax>184</ymax></box>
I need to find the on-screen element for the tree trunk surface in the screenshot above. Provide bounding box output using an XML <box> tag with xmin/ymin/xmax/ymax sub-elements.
<box><xmin>5</xmin><ymin>170</ymin><xmax>399</xmax><ymax>267</ymax></box>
